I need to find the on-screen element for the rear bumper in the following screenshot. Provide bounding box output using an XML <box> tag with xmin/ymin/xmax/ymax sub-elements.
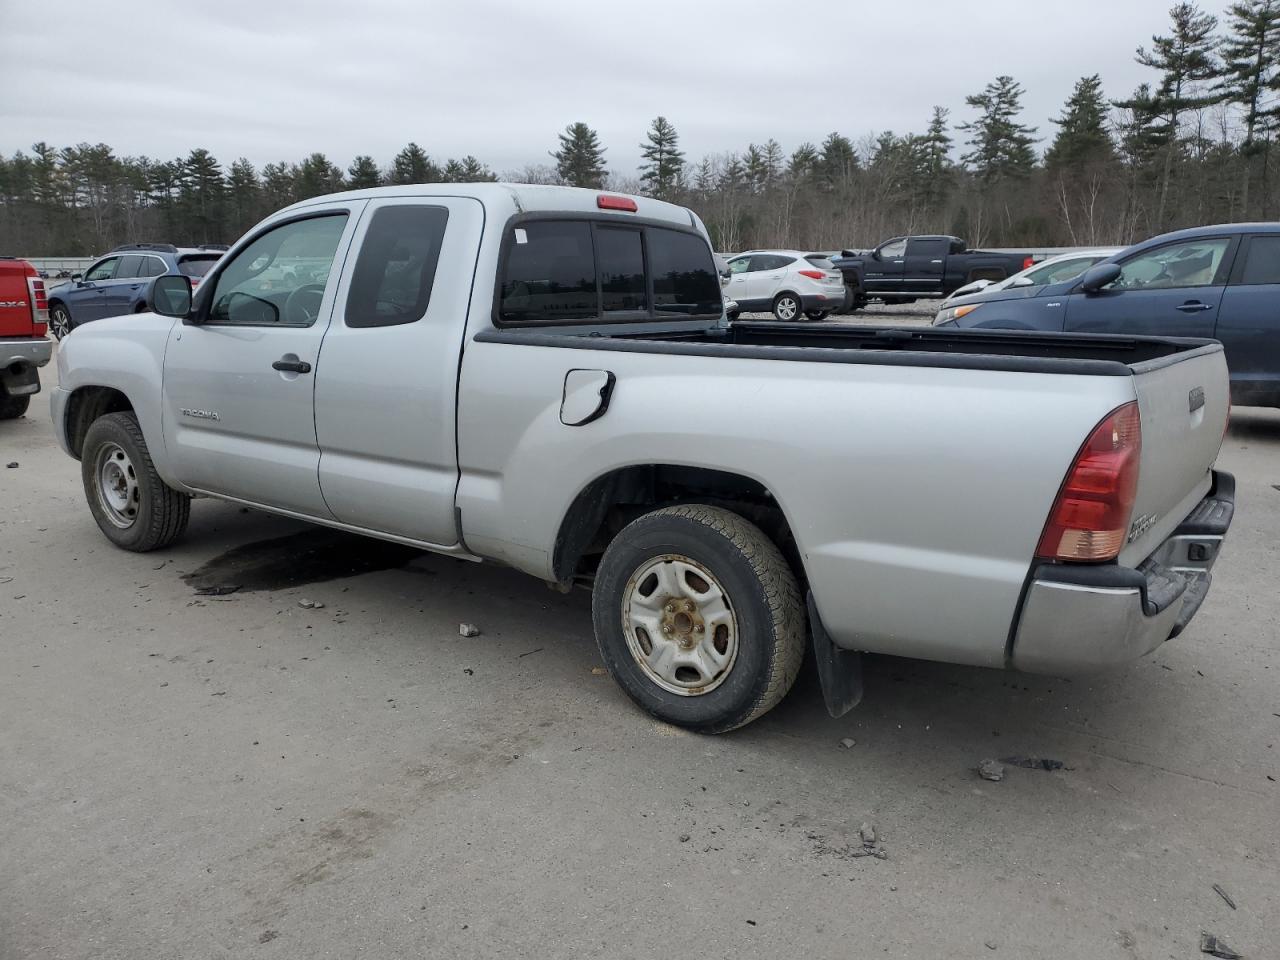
<box><xmin>1</xmin><ymin>336</ymin><xmax>53</xmax><ymax>396</ymax></box>
<box><xmin>1011</xmin><ymin>471</ymin><xmax>1235</xmax><ymax>674</ymax></box>
<box><xmin>801</xmin><ymin>292</ymin><xmax>845</xmax><ymax>312</ymax></box>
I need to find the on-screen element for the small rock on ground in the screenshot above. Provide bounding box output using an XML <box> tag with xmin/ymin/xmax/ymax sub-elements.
<box><xmin>978</xmin><ymin>759</ymin><xmax>1005</xmax><ymax>782</ymax></box>
<box><xmin>459</xmin><ymin>622</ymin><xmax>481</xmax><ymax>637</ymax></box>
<box><xmin>839</xmin><ymin>738</ymin><xmax>856</xmax><ymax>749</ymax></box>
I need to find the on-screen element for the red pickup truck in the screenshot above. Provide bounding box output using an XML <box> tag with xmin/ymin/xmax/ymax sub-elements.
<box><xmin>0</xmin><ymin>256</ymin><xmax>53</xmax><ymax>419</ymax></box>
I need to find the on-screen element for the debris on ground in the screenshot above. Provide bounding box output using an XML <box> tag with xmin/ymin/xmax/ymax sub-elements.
<box><xmin>999</xmin><ymin>755</ymin><xmax>1065</xmax><ymax>771</ymax></box>
<box><xmin>985</xmin><ymin>941</ymin><xmax>998</xmax><ymax>951</ymax></box>
<box><xmin>0</xmin><ymin>577</ymin><xmax>11</xmax><ymax>584</ymax></box>
<box><xmin>195</xmin><ymin>585</ymin><xmax>241</xmax><ymax>597</ymax></box>
<box><xmin>1199</xmin><ymin>931</ymin><xmax>1243</xmax><ymax>958</ymax></box>
<box><xmin>590</xmin><ymin>666</ymin><xmax>607</xmax><ymax>675</ymax></box>
<box><xmin>850</xmin><ymin>821</ymin><xmax>887</xmax><ymax>860</ymax></box>
<box><xmin>5</xmin><ymin>462</ymin><xmax>17</xmax><ymax>468</ymax></box>
<box><xmin>679</xmin><ymin>833</ymin><xmax>690</xmax><ymax>843</ymax></box>
<box><xmin>458</xmin><ymin>622</ymin><xmax>480</xmax><ymax>637</ymax></box>
<box><xmin>1212</xmin><ymin>883</ymin><xmax>1237</xmax><ymax>910</ymax></box>
<box><xmin>298</xmin><ymin>599</ymin><xmax>324</xmax><ymax>609</ymax></box>
<box><xmin>462</xmin><ymin>668</ymin><xmax>474</xmax><ymax>676</ymax></box>
<box><xmin>978</xmin><ymin>759</ymin><xmax>1005</xmax><ymax>781</ymax></box>
<box><xmin>839</xmin><ymin>738</ymin><xmax>856</xmax><ymax>749</ymax></box>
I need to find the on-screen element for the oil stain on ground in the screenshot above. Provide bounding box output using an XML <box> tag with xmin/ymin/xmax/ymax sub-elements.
<box><xmin>182</xmin><ymin>527</ymin><xmax>424</xmax><ymax>593</ymax></box>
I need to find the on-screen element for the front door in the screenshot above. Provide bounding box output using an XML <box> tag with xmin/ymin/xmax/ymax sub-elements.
<box><xmin>862</xmin><ymin>238</ymin><xmax>905</xmax><ymax>295</ymax></box>
<box><xmin>70</xmin><ymin>255</ymin><xmax>120</xmax><ymax>323</ymax></box>
<box><xmin>1064</xmin><ymin>235</ymin><xmax>1236</xmax><ymax>339</ymax></box>
<box><xmin>313</xmin><ymin>197</ymin><xmax>483</xmax><ymax>545</ymax></box>
<box><xmin>161</xmin><ymin>205</ymin><xmax>364</xmax><ymax>516</ymax></box>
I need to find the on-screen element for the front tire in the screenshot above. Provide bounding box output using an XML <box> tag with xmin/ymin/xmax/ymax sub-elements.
<box><xmin>591</xmin><ymin>504</ymin><xmax>805</xmax><ymax>733</ymax></box>
<box><xmin>49</xmin><ymin>303</ymin><xmax>72</xmax><ymax>340</ymax></box>
<box><xmin>81</xmin><ymin>412</ymin><xmax>190</xmax><ymax>551</ymax></box>
<box><xmin>0</xmin><ymin>392</ymin><xmax>30</xmax><ymax>420</ymax></box>
<box><xmin>772</xmin><ymin>293</ymin><xmax>801</xmax><ymax>322</ymax></box>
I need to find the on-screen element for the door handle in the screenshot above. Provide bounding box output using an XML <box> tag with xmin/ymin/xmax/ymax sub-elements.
<box><xmin>893</xmin><ymin>260</ymin><xmax>905</xmax><ymax>264</ymax></box>
<box><xmin>930</xmin><ymin>259</ymin><xmax>944</xmax><ymax>264</ymax></box>
<box><xmin>1176</xmin><ymin>302</ymin><xmax>1214</xmax><ymax>313</ymax></box>
<box><xmin>272</xmin><ymin>359</ymin><xmax>312</xmax><ymax>373</ymax></box>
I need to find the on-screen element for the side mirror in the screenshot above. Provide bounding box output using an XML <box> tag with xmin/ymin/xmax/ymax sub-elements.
<box><xmin>871</xmin><ymin>249</ymin><xmax>882</xmax><ymax>261</ymax></box>
<box><xmin>72</xmin><ymin>273</ymin><xmax>83</xmax><ymax>282</ymax></box>
<box><xmin>1009</xmin><ymin>276</ymin><xmax>1034</xmax><ymax>288</ymax></box>
<box><xmin>152</xmin><ymin>275</ymin><xmax>193</xmax><ymax>318</ymax></box>
<box><xmin>1080</xmin><ymin>263</ymin><xmax>1121</xmax><ymax>294</ymax></box>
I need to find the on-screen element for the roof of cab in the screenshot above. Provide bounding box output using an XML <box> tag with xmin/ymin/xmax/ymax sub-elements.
<box><xmin>280</xmin><ymin>182</ymin><xmax>698</xmax><ymax>228</ymax></box>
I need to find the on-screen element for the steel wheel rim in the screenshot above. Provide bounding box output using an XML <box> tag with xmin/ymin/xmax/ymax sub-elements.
<box><xmin>621</xmin><ymin>553</ymin><xmax>739</xmax><ymax>696</ymax></box>
<box><xmin>51</xmin><ymin>308</ymin><xmax>70</xmax><ymax>338</ymax></box>
<box><xmin>95</xmin><ymin>442</ymin><xmax>140</xmax><ymax>528</ymax></box>
<box><xmin>776</xmin><ymin>297</ymin><xmax>798</xmax><ymax>320</ymax></box>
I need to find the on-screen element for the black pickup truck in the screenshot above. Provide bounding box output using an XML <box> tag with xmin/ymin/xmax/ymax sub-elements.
<box><xmin>833</xmin><ymin>235</ymin><xmax>1035</xmax><ymax>309</ymax></box>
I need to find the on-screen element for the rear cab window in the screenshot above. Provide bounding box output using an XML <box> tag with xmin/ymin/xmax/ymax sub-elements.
<box><xmin>497</xmin><ymin>217</ymin><xmax>720</xmax><ymax>325</ymax></box>
<box><xmin>345</xmin><ymin>205</ymin><xmax>449</xmax><ymax>327</ymax></box>
<box><xmin>178</xmin><ymin>255</ymin><xmax>219</xmax><ymax>279</ymax></box>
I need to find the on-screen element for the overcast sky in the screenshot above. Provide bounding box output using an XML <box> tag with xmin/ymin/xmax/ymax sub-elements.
<box><xmin>0</xmin><ymin>0</ymin><xmax>1239</xmax><ymax>176</ymax></box>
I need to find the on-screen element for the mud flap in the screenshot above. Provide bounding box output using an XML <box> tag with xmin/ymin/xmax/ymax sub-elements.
<box><xmin>807</xmin><ymin>591</ymin><xmax>863</xmax><ymax>718</ymax></box>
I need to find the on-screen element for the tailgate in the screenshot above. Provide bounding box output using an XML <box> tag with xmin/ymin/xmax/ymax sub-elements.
<box><xmin>0</xmin><ymin>259</ymin><xmax>35</xmax><ymax>337</ymax></box>
<box><xmin>1119</xmin><ymin>344</ymin><xmax>1230</xmax><ymax>566</ymax></box>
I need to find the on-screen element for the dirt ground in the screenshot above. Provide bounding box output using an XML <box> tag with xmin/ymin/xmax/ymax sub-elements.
<box><xmin>1</xmin><ymin>357</ymin><xmax>1277</xmax><ymax>960</ymax></box>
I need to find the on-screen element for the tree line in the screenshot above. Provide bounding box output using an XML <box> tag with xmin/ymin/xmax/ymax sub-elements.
<box><xmin>1</xmin><ymin>1</ymin><xmax>1276</xmax><ymax>257</ymax></box>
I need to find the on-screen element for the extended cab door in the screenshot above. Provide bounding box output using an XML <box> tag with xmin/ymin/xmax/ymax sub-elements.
<box><xmin>902</xmin><ymin>237</ymin><xmax>948</xmax><ymax>293</ymax></box>
<box><xmin>1063</xmin><ymin>235</ymin><xmax>1235</xmax><ymax>338</ymax></box>
<box><xmin>161</xmin><ymin>205</ymin><xmax>364</xmax><ymax>516</ymax></box>
<box><xmin>312</xmin><ymin>197</ymin><xmax>484</xmax><ymax>545</ymax></box>
<box><xmin>102</xmin><ymin>255</ymin><xmax>147</xmax><ymax>317</ymax></box>
<box><xmin>862</xmin><ymin>238</ymin><xmax>905</xmax><ymax>295</ymax></box>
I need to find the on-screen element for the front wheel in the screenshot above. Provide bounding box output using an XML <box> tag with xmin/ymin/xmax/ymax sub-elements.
<box><xmin>591</xmin><ymin>504</ymin><xmax>805</xmax><ymax>733</ymax></box>
<box><xmin>81</xmin><ymin>412</ymin><xmax>190</xmax><ymax>551</ymax></box>
<box><xmin>49</xmin><ymin>304</ymin><xmax>72</xmax><ymax>340</ymax></box>
<box><xmin>772</xmin><ymin>293</ymin><xmax>801</xmax><ymax>322</ymax></box>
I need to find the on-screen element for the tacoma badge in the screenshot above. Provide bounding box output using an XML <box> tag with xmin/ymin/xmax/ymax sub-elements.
<box><xmin>180</xmin><ymin>408</ymin><xmax>220</xmax><ymax>422</ymax></box>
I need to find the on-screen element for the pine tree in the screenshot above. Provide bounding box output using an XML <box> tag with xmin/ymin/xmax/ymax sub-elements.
<box><xmin>456</xmin><ymin>155</ymin><xmax>496</xmax><ymax>181</ymax></box>
<box><xmin>295</xmin><ymin>153</ymin><xmax>343</xmax><ymax>200</ymax></box>
<box><xmin>347</xmin><ymin>155</ymin><xmax>382</xmax><ymax>189</ymax></box>
<box><xmin>261</xmin><ymin>162</ymin><xmax>298</xmax><ymax>210</ymax></box>
<box><xmin>959</xmin><ymin>76</ymin><xmax>1038</xmax><ymax>181</ymax></box>
<box><xmin>552</xmin><ymin>122</ymin><xmax>607</xmax><ymax>188</ymax></box>
<box><xmin>788</xmin><ymin>142</ymin><xmax>820</xmax><ymax>181</ymax></box>
<box><xmin>1046</xmin><ymin>75</ymin><xmax>1116</xmax><ymax>168</ymax></box>
<box><xmin>226</xmin><ymin>159</ymin><xmax>261</xmax><ymax>235</ymax></box>
<box><xmin>819</xmin><ymin>132</ymin><xmax>858</xmax><ymax>190</ymax></box>
<box><xmin>1135</xmin><ymin>2</ymin><xmax>1221</xmax><ymax>226</ymax></box>
<box><xmin>390</xmin><ymin>143</ymin><xmax>440</xmax><ymax>184</ymax></box>
<box><xmin>638</xmin><ymin>116</ymin><xmax>686</xmax><ymax>199</ymax></box>
<box><xmin>180</xmin><ymin>148</ymin><xmax>225</xmax><ymax>243</ymax></box>
<box><xmin>1216</xmin><ymin>0</ymin><xmax>1280</xmax><ymax>212</ymax></box>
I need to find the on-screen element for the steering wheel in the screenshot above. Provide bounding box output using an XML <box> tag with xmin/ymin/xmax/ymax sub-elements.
<box><xmin>284</xmin><ymin>284</ymin><xmax>326</xmax><ymax>325</ymax></box>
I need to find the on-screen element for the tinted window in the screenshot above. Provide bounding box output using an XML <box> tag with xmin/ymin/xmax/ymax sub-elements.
<box><xmin>84</xmin><ymin>257</ymin><xmax>118</xmax><ymax>281</ymax></box>
<box><xmin>1112</xmin><ymin>238</ymin><xmax>1231</xmax><ymax>290</ymax></box>
<box><xmin>649</xmin><ymin>227</ymin><xmax>721</xmax><ymax>316</ymax></box>
<box><xmin>805</xmin><ymin>256</ymin><xmax>836</xmax><ymax>270</ymax></box>
<box><xmin>209</xmin><ymin>214</ymin><xmax>348</xmax><ymax>326</ymax></box>
<box><xmin>115</xmin><ymin>255</ymin><xmax>144</xmax><ymax>279</ymax></box>
<box><xmin>1239</xmin><ymin>236</ymin><xmax>1280</xmax><ymax>285</ymax></box>
<box><xmin>178</xmin><ymin>255</ymin><xmax>219</xmax><ymax>278</ymax></box>
<box><xmin>906</xmin><ymin>238</ymin><xmax>947</xmax><ymax>258</ymax></box>
<box><xmin>499</xmin><ymin>221</ymin><xmax>596</xmax><ymax>322</ymax></box>
<box><xmin>346</xmin><ymin>205</ymin><xmax>449</xmax><ymax>328</ymax></box>
<box><xmin>597</xmin><ymin>227</ymin><xmax>646</xmax><ymax>313</ymax></box>
<box><xmin>750</xmin><ymin>254</ymin><xmax>792</xmax><ymax>271</ymax></box>
<box><xmin>140</xmin><ymin>256</ymin><xmax>168</xmax><ymax>278</ymax></box>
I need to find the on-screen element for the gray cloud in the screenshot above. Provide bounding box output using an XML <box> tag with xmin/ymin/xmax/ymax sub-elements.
<box><xmin>0</xmin><ymin>0</ymin><xmax>1237</xmax><ymax>175</ymax></box>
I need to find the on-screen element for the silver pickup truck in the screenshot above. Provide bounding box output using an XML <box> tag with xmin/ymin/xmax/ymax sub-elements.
<box><xmin>51</xmin><ymin>184</ymin><xmax>1235</xmax><ymax>733</ymax></box>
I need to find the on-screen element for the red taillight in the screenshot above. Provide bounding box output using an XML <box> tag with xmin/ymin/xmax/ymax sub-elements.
<box><xmin>1022</xmin><ymin>256</ymin><xmax>1035</xmax><ymax>270</ymax></box>
<box><xmin>798</xmin><ymin>269</ymin><xmax>826</xmax><ymax>280</ymax></box>
<box><xmin>1036</xmin><ymin>402</ymin><xmax>1142</xmax><ymax>562</ymax></box>
<box><xmin>597</xmin><ymin>194</ymin><xmax>638</xmax><ymax>212</ymax></box>
<box><xmin>28</xmin><ymin>276</ymin><xmax>49</xmax><ymax>331</ymax></box>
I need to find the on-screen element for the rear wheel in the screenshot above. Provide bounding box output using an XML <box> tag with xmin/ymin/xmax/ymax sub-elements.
<box><xmin>49</xmin><ymin>304</ymin><xmax>72</xmax><ymax>340</ymax></box>
<box><xmin>591</xmin><ymin>504</ymin><xmax>805</xmax><ymax>733</ymax></box>
<box><xmin>804</xmin><ymin>310</ymin><xmax>829</xmax><ymax>321</ymax></box>
<box><xmin>81</xmin><ymin>412</ymin><xmax>190</xmax><ymax>551</ymax></box>
<box><xmin>0</xmin><ymin>392</ymin><xmax>30</xmax><ymax>420</ymax></box>
<box><xmin>772</xmin><ymin>293</ymin><xmax>801</xmax><ymax>322</ymax></box>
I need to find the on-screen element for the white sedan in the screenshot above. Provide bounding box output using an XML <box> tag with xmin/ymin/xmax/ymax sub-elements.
<box><xmin>725</xmin><ymin>250</ymin><xmax>847</xmax><ymax>321</ymax></box>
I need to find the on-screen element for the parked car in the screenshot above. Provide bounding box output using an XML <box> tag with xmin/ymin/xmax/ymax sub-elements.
<box><xmin>725</xmin><ymin>250</ymin><xmax>845</xmax><ymax>320</ymax></box>
<box><xmin>934</xmin><ymin>223</ymin><xmax>1280</xmax><ymax>408</ymax></box>
<box><xmin>0</xmin><ymin>256</ymin><xmax>52</xmax><ymax>419</ymax></box>
<box><xmin>52</xmin><ymin>184</ymin><xmax>1233</xmax><ymax>733</ymax></box>
<box><xmin>713</xmin><ymin>253</ymin><xmax>739</xmax><ymax>320</ymax></box>
<box><xmin>943</xmin><ymin>248</ymin><xmax>1124</xmax><ymax>303</ymax></box>
<box><xmin>46</xmin><ymin>243</ymin><xmax>225</xmax><ymax>339</ymax></box>
<box><xmin>834</xmin><ymin>235</ymin><xmax>1038</xmax><ymax>309</ymax></box>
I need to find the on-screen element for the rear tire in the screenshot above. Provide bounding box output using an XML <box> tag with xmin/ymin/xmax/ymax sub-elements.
<box><xmin>804</xmin><ymin>310</ymin><xmax>829</xmax><ymax>321</ymax></box>
<box><xmin>591</xmin><ymin>504</ymin><xmax>805</xmax><ymax>734</ymax></box>
<box><xmin>772</xmin><ymin>293</ymin><xmax>801</xmax><ymax>322</ymax></box>
<box><xmin>49</xmin><ymin>303</ymin><xmax>72</xmax><ymax>340</ymax></box>
<box><xmin>81</xmin><ymin>412</ymin><xmax>190</xmax><ymax>551</ymax></box>
<box><xmin>0</xmin><ymin>392</ymin><xmax>30</xmax><ymax>420</ymax></box>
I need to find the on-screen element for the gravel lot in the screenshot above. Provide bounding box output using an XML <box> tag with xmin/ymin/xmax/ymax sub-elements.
<box><xmin>2</xmin><ymin>357</ymin><xmax>1278</xmax><ymax>960</ymax></box>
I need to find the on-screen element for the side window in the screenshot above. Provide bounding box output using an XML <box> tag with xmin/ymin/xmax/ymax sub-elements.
<box><xmin>115</xmin><ymin>255</ymin><xmax>143</xmax><ymax>279</ymax></box>
<box><xmin>345</xmin><ymin>205</ymin><xmax>449</xmax><ymax>328</ymax></box>
<box><xmin>1238</xmin><ymin>236</ymin><xmax>1280</xmax><ymax>285</ymax></box>
<box><xmin>597</xmin><ymin>227</ymin><xmax>647</xmax><ymax>314</ymax></box>
<box><xmin>879</xmin><ymin>238</ymin><xmax>907</xmax><ymax>259</ymax></box>
<box><xmin>84</xmin><ymin>257</ymin><xmax>118</xmax><ymax>282</ymax></box>
<box><xmin>1027</xmin><ymin>257</ymin><xmax>1096</xmax><ymax>285</ymax></box>
<box><xmin>208</xmin><ymin>214</ymin><xmax>348</xmax><ymax>326</ymax></box>
<box><xmin>729</xmin><ymin>257</ymin><xmax>752</xmax><ymax>274</ymax></box>
<box><xmin>750</xmin><ymin>254</ymin><xmax>785</xmax><ymax>271</ymax></box>
<box><xmin>499</xmin><ymin>221</ymin><xmax>597</xmax><ymax>323</ymax></box>
<box><xmin>142</xmin><ymin>257</ymin><xmax>168</xmax><ymax>278</ymax></box>
<box><xmin>906</xmin><ymin>238</ymin><xmax>946</xmax><ymax>259</ymax></box>
<box><xmin>1112</xmin><ymin>238</ymin><xmax>1231</xmax><ymax>291</ymax></box>
<box><xmin>648</xmin><ymin>227</ymin><xmax>721</xmax><ymax>316</ymax></box>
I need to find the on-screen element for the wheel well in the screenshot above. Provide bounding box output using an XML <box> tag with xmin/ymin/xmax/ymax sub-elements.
<box><xmin>552</xmin><ymin>465</ymin><xmax>802</xmax><ymax>585</ymax></box>
<box><xmin>65</xmin><ymin>386</ymin><xmax>134</xmax><ymax>459</ymax></box>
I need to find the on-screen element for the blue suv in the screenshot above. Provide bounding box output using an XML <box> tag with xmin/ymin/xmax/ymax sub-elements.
<box><xmin>935</xmin><ymin>223</ymin><xmax>1280</xmax><ymax>407</ymax></box>
<box><xmin>47</xmin><ymin>243</ymin><xmax>226</xmax><ymax>339</ymax></box>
